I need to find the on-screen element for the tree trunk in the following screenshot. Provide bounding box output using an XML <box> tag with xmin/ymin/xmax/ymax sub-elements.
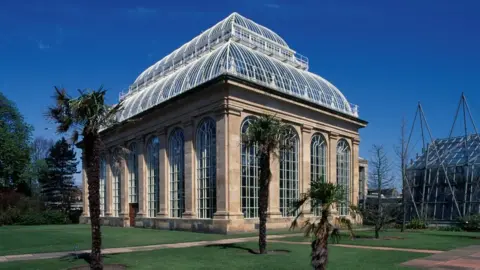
<box><xmin>84</xmin><ymin>133</ymin><xmax>103</xmax><ymax>270</ymax></box>
<box><xmin>312</xmin><ymin>210</ymin><xmax>330</xmax><ymax>270</ymax></box>
<box><xmin>375</xmin><ymin>228</ymin><xmax>380</xmax><ymax>239</ymax></box>
<box><xmin>258</xmin><ymin>153</ymin><xmax>271</xmax><ymax>254</ymax></box>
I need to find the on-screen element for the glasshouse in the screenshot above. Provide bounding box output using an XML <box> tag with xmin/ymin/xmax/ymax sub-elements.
<box><xmin>80</xmin><ymin>12</ymin><xmax>368</xmax><ymax>233</ymax></box>
<box><xmin>406</xmin><ymin>135</ymin><xmax>480</xmax><ymax>223</ymax></box>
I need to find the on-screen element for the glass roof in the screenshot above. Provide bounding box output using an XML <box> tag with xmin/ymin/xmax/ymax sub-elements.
<box><xmin>117</xmin><ymin>12</ymin><xmax>359</xmax><ymax>123</ymax></box>
<box><xmin>409</xmin><ymin>134</ymin><xmax>480</xmax><ymax>169</ymax></box>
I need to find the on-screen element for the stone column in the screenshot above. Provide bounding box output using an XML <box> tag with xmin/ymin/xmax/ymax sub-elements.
<box><xmin>136</xmin><ymin>136</ymin><xmax>147</xmax><ymax>218</ymax></box>
<box><xmin>81</xmin><ymin>164</ymin><xmax>89</xmax><ymax>217</ymax></box>
<box><xmin>268</xmin><ymin>148</ymin><xmax>282</xmax><ymax>218</ymax></box>
<box><xmin>352</xmin><ymin>138</ymin><xmax>360</xmax><ymax>208</ymax></box>
<box><xmin>301</xmin><ymin>125</ymin><xmax>312</xmax><ymax>216</ymax></box>
<box><xmin>183</xmin><ymin>120</ymin><xmax>196</xmax><ymax>218</ymax></box>
<box><xmin>119</xmin><ymin>148</ymin><xmax>129</xmax><ymax>224</ymax></box>
<box><xmin>157</xmin><ymin>128</ymin><xmax>169</xmax><ymax>217</ymax></box>
<box><xmin>226</xmin><ymin>106</ymin><xmax>243</xmax><ymax>219</ymax></box>
<box><xmin>214</xmin><ymin>108</ymin><xmax>229</xmax><ymax>219</ymax></box>
<box><xmin>105</xmin><ymin>150</ymin><xmax>113</xmax><ymax>217</ymax></box>
<box><xmin>329</xmin><ymin>132</ymin><xmax>339</xmax><ymax>216</ymax></box>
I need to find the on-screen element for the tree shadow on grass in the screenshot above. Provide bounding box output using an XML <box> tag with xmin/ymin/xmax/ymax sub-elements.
<box><xmin>59</xmin><ymin>252</ymin><xmax>111</xmax><ymax>264</ymax></box>
<box><xmin>205</xmin><ymin>244</ymin><xmax>291</xmax><ymax>255</ymax></box>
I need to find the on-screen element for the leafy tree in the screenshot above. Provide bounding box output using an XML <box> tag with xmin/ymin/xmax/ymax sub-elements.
<box><xmin>363</xmin><ymin>145</ymin><xmax>398</xmax><ymax>239</ymax></box>
<box><xmin>0</xmin><ymin>92</ymin><xmax>33</xmax><ymax>192</ymax></box>
<box><xmin>241</xmin><ymin>114</ymin><xmax>290</xmax><ymax>254</ymax></box>
<box><xmin>40</xmin><ymin>137</ymin><xmax>79</xmax><ymax>215</ymax></box>
<box><xmin>290</xmin><ymin>178</ymin><xmax>358</xmax><ymax>270</ymax></box>
<box><xmin>47</xmin><ymin>87</ymin><xmax>122</xmax><ymax>270</ymax></box>
<box><xmin>24</xmin><ymin>137</ymin><xmax>55</xmax><ymax>195</ymax></box>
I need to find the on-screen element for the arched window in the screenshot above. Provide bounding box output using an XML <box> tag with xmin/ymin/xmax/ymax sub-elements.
<box><xmin>147</xmin><ymin>136</ymin><xmax>160</xmax><ymax>217</ymax></box>
<box><xmin>280</xmin><ymin>126</ymin><xmax>299</xmax><ymax>217</ymax></box>
<box><xmin>196</xmin><ymin>117</ymin><xmax>216</xmax><ymax>219</ymax></box>
<box><xmin>100</xmin><ymin>156</ymin><xmax>107</xmax><ymax>216</ymax></box>
<box><xmin>169</xmin><ymin>128</ymin><xmax>185</xmax><ymax>218</ymax></box>
<box><xmin>311</xmin><ymin>133</ymin><xmax>327</xmax><ymax>216</ymax></box>
<box><xmin>241</xmin><ymin>117</ymin><xmax>259</xmax><ymax>218</ymax></box>
<box><xmin>128</xmin><ymin>143</ymin><xmax>138</xmax><ymax>204</ymax></box>
<box><xmin>112</xmin><ymin>152</ymin><xmax>121</xmax><ymax>217</ymax></box>
<box><xmin>337</xmin><ymin>139</ymin><xmax>351</xmax><ymax>216</ymax></box>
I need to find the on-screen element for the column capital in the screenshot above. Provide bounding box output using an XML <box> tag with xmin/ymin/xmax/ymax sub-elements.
<box><xmin>183</xmin><ymin>119</ymin><xmax>194</xmax><ymax>128</ymax></box>
<box><xmin>301</xmin><ymin>125</ymin><xmax>313</xmax><ymax>134</ymax></box>
<box><xmin>214</xmin><ymin>104</ymin><xmax>243</xmax><ymax>117</ymax></box>
<box><xmin>329</xmin><ymin>132</ymin><xmax>339</xmax><ymax>140</ymax></box>
<box><xmin>135</xmin><ymin>135</ymin><xmax>145</xmax><ymax>143</ymax></box>
<box><xmin>156</xmin><ymin>127</ymin><xmax>167</xmax><ymax>136</ymax></box>
<box><xmin>353</xmin><ymin>137</ymin><xmax>361</xmax><ymax>145</ymax></box>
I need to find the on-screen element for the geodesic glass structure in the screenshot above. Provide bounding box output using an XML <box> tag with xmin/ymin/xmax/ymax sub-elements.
<box><xmin>406</xmin><ymin>135</ymin><xmax>480</xmax><ymax>222</ymax></box>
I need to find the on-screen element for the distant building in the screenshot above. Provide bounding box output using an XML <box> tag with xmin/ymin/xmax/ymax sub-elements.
<box><xmin>358</xmin><ymin>158</ymin><xmax>368</xmax><ymax>206</ymax></box>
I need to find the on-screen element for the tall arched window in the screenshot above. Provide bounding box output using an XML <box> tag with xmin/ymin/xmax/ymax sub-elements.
<box><xmin>100</xmin><ymin>156</ymin><xmax>107</xmax><ymax>216</ymax></box>
<box><xmin>280</xmin><ymin>126</ymin><xmax>299</xmax><ymax>217</ymax></box>
<box><xmin>311</xmin><ymin>133</ymin><xmax>327</xmax><ymax>216</ymax></box>
<box><xmin>169</xmin><ymin>128</ymin><xmax>185</xmax><ymax>218</ymax></box>
<box><xmin>337</xmin><ymin>139</ymin><xmax>351</xmax><ymax>216</ymax></box>
<box><xmin>128</xmin><ymin>143</ymin><xmax>138</xmax><ymax>204</ymax></box>
<box><xmin>241</xmin><ymin>117</ymin><xmax>259</xmax><ymax>218</ymax></box>
<box><xmin>196</xmin><ymin>117</ymin><xmax>216</xmax><ymax>219</ymax></box>
<box><xmin>147</xmin><ymin>136</ymin><xmax>160</xmax><ymax>217</ymax></box>
<box><xmin>112</xmin><ymin>153</ymin><xmax>121</xmax><ymax>217</ymax></box>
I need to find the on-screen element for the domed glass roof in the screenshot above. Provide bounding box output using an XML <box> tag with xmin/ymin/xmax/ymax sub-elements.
<box><xmin>118</xmin><ymin>12</ymin><xmax>359</xmax><ymax>122</ymax></box>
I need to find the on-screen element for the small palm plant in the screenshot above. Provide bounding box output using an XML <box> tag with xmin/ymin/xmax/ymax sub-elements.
<box><xmin>47</xmin><ymin>87</ymin><xmax>122</xmax><ymax>270</ymax></box>
<box><xmin>242</xmin><ymin>114</ymin><xmax>290</xmax><ymax>254</ymax></box>
<box><xmin>290</xmin><ymin>177</ymin><xmax>358</xmax><ymax>270</ymax></box>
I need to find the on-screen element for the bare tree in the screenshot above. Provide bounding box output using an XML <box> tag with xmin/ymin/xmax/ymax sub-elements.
<box><xmin>31</xmin><ymin>136</ymin><xmax>54</xmax><ymax>162</ymax></box>
<box><xmin>394</xmin><ymin>118</ymin><xmax>408</xmax><ymax>232</ymax></box>
<box><xmin>363</xmin><ymin>145</ymin><xmax>398</xmax><ymax>239</ymax></box>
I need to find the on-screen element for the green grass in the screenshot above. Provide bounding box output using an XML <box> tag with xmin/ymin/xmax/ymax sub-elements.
<box><xmin>0</xmin><ymin>225</ymin><xmax>293</xmax><ymax>256</ymax></box>
<box><xmin>0</xmin><ymin>242</ymin><xmax>427</xmax><ymax>270</ymax></box>
<box><xmin>280</xmin><ymin>229</ymin><xmax>480</xmax><ymax>251</ymax></box>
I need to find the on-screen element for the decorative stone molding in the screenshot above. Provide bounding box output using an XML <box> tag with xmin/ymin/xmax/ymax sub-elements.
<box><xmin>156</xmin><ymin>127</ymin><xmax>167</xmax><ymax>136</ymax></box>
<box><xmin>301</xmin><ymin>125</ymin><xmax>312</xmax><ymax>134</ymax></box>
<box><xmin>214</xmin><ymin>103</ymin><xmax>243</xmax><ymax>116</ymax></box>
<box><xmin>329</xmin><ymin>132</ymin><xmax>339</xmax><ymax>140</ymax></box>
<box><xmin>183</xmin><ymin>119</ymin><xmax>194</xmax><ymax>128</ymax></box>
<box><xmin>353</xmin><ymin>137</ymin><xmax>361</xmax><ymax>145</ymax></box>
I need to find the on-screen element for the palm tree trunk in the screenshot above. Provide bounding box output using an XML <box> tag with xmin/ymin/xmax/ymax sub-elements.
<box><xmin>312</xmin><ymin>210</ymin><xmax>330</xmax><ymax>270</ymax></box>
<box><xmin>258</xmin><ymin>153</ymin><xmax>271</xmax><ymax>254</ymax></box>
<box><xmin>84</xmin><ymin>133</ymin><xmax>103</xmax><ymax>270</ymax></box>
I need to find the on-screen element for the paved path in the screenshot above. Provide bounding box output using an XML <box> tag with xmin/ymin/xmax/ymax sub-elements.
<box><xmin>0</xmin><ymin>234</ymin><xmax>302</xmax><ymax>263</ymax></box>
<box><xmin>269</xmin><ymin>240</ymin><xmax>443</xmax><ymax>254</ymax></box>
<box><xmin>402</xmin><ymin>245</ymin><xmax>480</xmax><ymax>270</ymax></box>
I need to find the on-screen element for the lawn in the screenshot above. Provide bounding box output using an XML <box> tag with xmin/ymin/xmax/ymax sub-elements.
<box><xmin>0</xmin><ymin>242</ymin><xmax>427</xmax><ymax>270</ymax></box>
<box><xmin>281</xmin><ymin>229</ymin><xmax>480</xmax><ymax>251</ymax></box>
<box><xmin>0</xmin><ymin>225</ymin><xmax>294</xmax><ymax>256</ymax></box>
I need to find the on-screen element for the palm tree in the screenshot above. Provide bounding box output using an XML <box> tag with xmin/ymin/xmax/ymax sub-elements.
<box><xmin>47</xmin><ymin>87</ymin><xmax>122</xmax><ymax>270</ymax></box>
<box><xmin>242</xmin><ymin>114</ymin><xmax>290</xmax><ymax>254</ymax></box>
<box><xmin>290</xmin><ymin>177</ymin><xmax>358</xmax><ymax>270</ymax></box>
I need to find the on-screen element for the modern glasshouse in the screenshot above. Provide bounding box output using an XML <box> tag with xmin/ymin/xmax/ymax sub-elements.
<box><xmin>80</xmin><ymin>12</ymin><xmax>368</xmax><ymax>233</ymax></box>
<box><xmin>406</xmin><ymin>135</ymin><xmax>480</xmax><ymax>223</ymax></box>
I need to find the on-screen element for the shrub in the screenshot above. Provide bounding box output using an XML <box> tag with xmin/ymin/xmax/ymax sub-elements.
<box><xmin>16</xmin><ymin>210</ymin><xmax>68</xmax><ymax>225</ymax></box>
<box><xmin>459</xmin><ymin>214</ymin><xmax>480</xmax><ymax>232</ymax></box>
<box><xmin>406</xmin><ymin>218</ymin><xmax>427</xmax><ymax>229</ymax></box>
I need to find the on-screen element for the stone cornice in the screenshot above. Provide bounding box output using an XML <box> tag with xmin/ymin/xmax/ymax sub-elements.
<box><xmin>301</xmin><ymin>125</ymin><xmax>313</xmax><ymax>134</ymax></box>
<box><xmin>329</xmin><ymin>132</ymin><xmax>339</xmax><ymax>140</ymax></box>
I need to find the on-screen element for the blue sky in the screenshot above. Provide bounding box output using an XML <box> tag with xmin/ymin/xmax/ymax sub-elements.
<box><xmin>1</xmin><ymin>0</ymin><xmax>479</xmax><ymax>185</ymax></box>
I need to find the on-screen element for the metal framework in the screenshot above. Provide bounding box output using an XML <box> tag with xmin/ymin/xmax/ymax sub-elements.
<box><xmin>100</xmin><ymin>156</ymin><xmax>106</xmax><ymax>217</ymax></box>
<box><xmin>147</xmin><ymin>137</ymin><xmax>160</xmax><ymax>217</ymax></box>
<box><xmin>128</xmin><ymin>143</ymin><xmax>138</xmax><ymax>204</ymax></box>
<box><xmin>337</xmin><ymin>139</ymin><xmax>351</xmax><ymax>216</ymax></box>
<box><xmin>116</xmin><ymin>12</ymin><xmax>358</xmax><ymax>124</ymax></box>
<box><xmin>169</xmin><ymin>128</ymin><xmax>185</xmax><ymax>218</ymax></box>
<box><xmin>405</xmin><ymin>94</ymin><xmax>480</xmax><ymax>222</ymax></box>
<box><xmin>311</xmin><ymin>133</ymin><xmax>327</xmax><ymax>216</ymax></box>
<box><xmin>112</xmin><ymin>157</ymin><xmax>121</xmax><ymax>217</ymax></box>
<box><xmin>280</xmin><ymin>126</ymin><xmax>299</xmax><ymax>217</ymax></box>
<box><xmin>196</xmin><ymin>118</ymin><xmax>217</xmax><ymax>219</ymax></box>
<box><xmin>240</xmin><ymin>117</ymin><xmax>259</xmax><ymax>218</ymax></box>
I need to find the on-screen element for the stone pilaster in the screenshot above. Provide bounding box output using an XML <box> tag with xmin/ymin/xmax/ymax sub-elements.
<box><xmin>119</xmin><ymin>147</ymin><xmax>129</xmax><ymax>223</ymax></box>
<box><xmin>329</xmin><ymin>132</ymin><xmax>339</xmax><ymax>215</ymax></box>
<box><xmin>157</xmin><ymin>127</ymin><xmax>169</xmax><ymax>217</ymax></box>
<box><xmin>268</xmin><ymin>148</ymin><xmax>281</xmax><ymax>218</ymax></box>
<box><xmin>301</xmin><ymin>125</ymin><xmax>312</xmax><ymax>216</ymax></box>
<box><xmin>182</xmin><ymin>120</ymin><xmax>196</xmax><ymax>218</ymax></box>
<box><xmin>214</xmin><ymin>107</ymin><xmax>229</xmax><ymax>219</ymax></box>
<box><xmin>226</xmin><ymin>106</ymin><xmax>243</xmax><ymax>219</ymax></box>
<box><xmin>81</xmin><ymin>164</ymin><xmax>89</xmax><ymax>217</ymax></box>
<box><xmin>105</xmin><ymin>150</ymin><xmax>113</xmax><ymax>217</ymax></box>
<box><xmin>352</xmin><ymin>138</ymin><xmax>360</xmax><ymax>208</ymax></box>
<box><xmin>136</xmin><ymin>136</ymin><xmax>147</xmax><ymax>218</ymax></box>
